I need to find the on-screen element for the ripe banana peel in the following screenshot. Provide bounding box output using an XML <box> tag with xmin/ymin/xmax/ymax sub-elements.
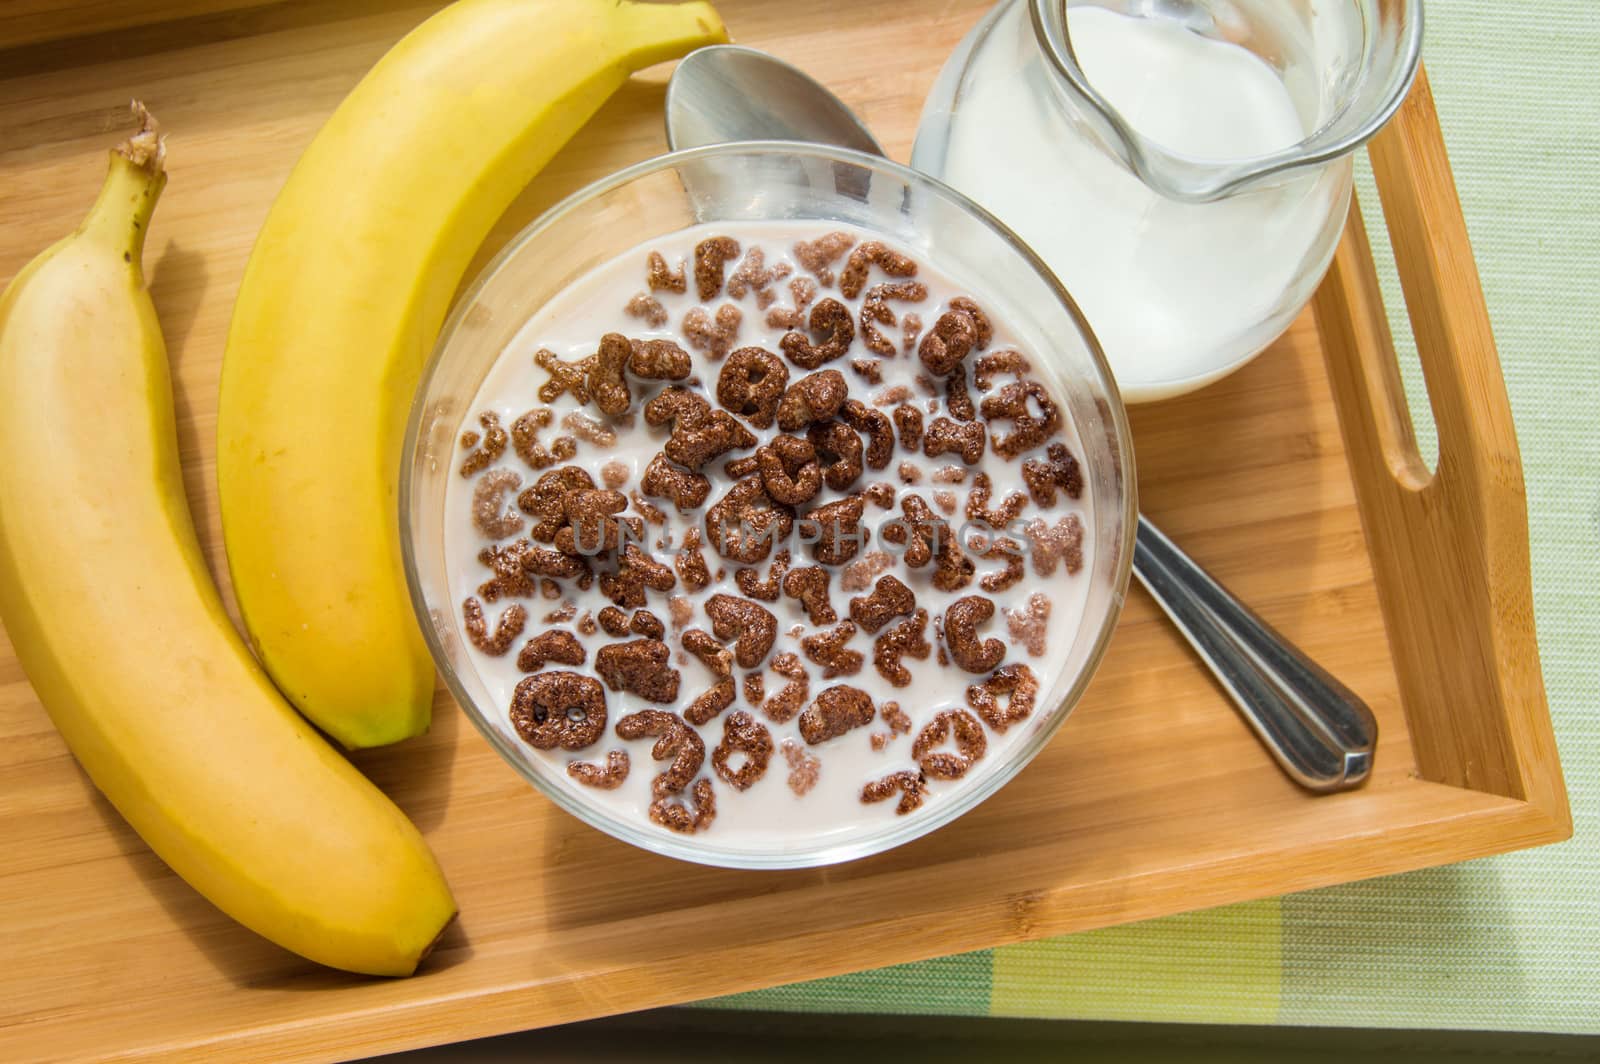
<box><xmin>0</xmin><ymin>106</ymin><xmax>456</xmax><ymax>977</ymax></box>
<box><xmin>219</xmin><ymin>0</ymin><xmax>729</xmax><ymax>748</ymax></box>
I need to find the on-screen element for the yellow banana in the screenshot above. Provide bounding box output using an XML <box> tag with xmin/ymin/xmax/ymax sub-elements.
<box><xmin>217</xmin><ymin>0</ymin><xmax>728</xmax><ymax>748</ymax></box>
<box><xmin>0</xmin><ymin>106</ymin><xmax>456</xmax><ymax>977</ymax></box>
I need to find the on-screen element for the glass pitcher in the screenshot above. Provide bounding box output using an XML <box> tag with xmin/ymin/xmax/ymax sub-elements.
<box><xmin>913</xmin><ymin>0</ymin><xmax>1422</xmax><ymax>402</ymax></box>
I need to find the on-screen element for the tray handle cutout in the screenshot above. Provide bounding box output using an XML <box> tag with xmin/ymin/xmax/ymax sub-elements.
<box><xmin>1314</xmin><ymin>65</ymin><xmax>1568</xmax><ymax>829</ymax></box>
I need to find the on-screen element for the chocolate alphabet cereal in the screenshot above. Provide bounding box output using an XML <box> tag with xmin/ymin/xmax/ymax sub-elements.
<box><xmin>449</xmin><ymin>223</ymin><xmax>1095</xmax><ymax>844</ymax></box>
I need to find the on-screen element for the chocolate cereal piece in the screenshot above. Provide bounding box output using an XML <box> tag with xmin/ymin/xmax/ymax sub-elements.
<box><xmin>560</xmin><ymin>408</ymin><xmax>614</xmax><ymax>444</ymax></box>
<box><xmin>599</xmin><ymin>544</ymin><xmax>677</xmax><ymax>609</ymax></box>
<box><xmin>861</xmin><ymin>770</ymin><xmax>925</xmax><ymax>815</ymax></box>
<box><xmin>717</xmin><ymin>347</ymin><xmax>789</xmax><ymax>428</ymax></box>
<box><xmin>918</xmin><ymin>310</ymin><xmax>978</xmax><ymax>378</ymax></box>
<box><xmin>519</xmin><ymin>466</ymin><xmax>594</xmax><ymax>542</ymax></box>
<box><xmin>840</xmin><ymin>399</ymin><xmax>894</xmax><ymax>470</ymax></box>
<box><xmin>586</xmin><ymin>333</ymin><xmax>636</xmax><ymax>416</ymax></box>
<box><xmin>893</xmin><ymin>404</ymin><xmax>924</xmax><ymax>452</ymax></box>
<box><xmin>597</xmin><ymin>607</ymin><xmax>663</xmax><ymax>640</ymax></box>
<box><xmin>628</xmin><ymin>337</ymin><xmax>692</xmax><ymax>381</ymax></box>
<box><xmin>911</xmin><ymin>708</ymin><xmax>987</xmax><ymax>780</ymax></box>
<box><xmin>644</xmin><ymin>384</ymin><xmax>711</xmax><ymax>431</ymax></box>
<box><xmin>799</xmin><ymin>684</ymin><xmax>876</xmax><ymax>745</ymax></box>
<box><xmin>839</xmin><ymin>241</ymin><xmax>918</xmax><ymax>300</ymax></box>
<box><xmin>636</xmin><ymin>491</ymin><xmax>670</xmax><ymax>525</ymax></box>
<box><xmin>471</xmin><ymin>470</ymin><xmax>524</xmax><ymax>542</ymax></box>
<box><xmin>704</xmin><ymin>477</ymin><xmax>794</xmax><ymax>565</ymax></box>
<box><xmin>616</xmin><ymin>709</ymin><xmax>704</xmax><ymax>797</ymax></box>
<box><xmin>705</xmin><ymin>594</ymin><xmax>778</xmax><ymax>669</ymax></box>
<box><xmin>756</xmin><ymin>435</ymin><xmax>823</xmax><ymax>506</ymax></box>
<box><xmin>522</xmin><ymin>544</ymin><xmax>592</xmax><ymax>582</ymax></box>
<box><xmin>873</xmin><ymin>608</ymin><xmax>931</xmax><ymax>687</ymax></box>
<box><xmin>459</xmin><ymin>411</ymin><xmax>509</xmax><ymax>476</ymax></box>
<box><xmin>903</xmin><ymin>312</ymin><xmax>923</xmax><ymax>355</ymax></box>
<box><xmin>554</xmin><ymin>488</ymin><xmax>628</xmax><ymax>554</ymax></box>
<box><xmin>664</xmin><ymin>409</ymin><xmax>757</xmax><ymax>471</ymax></box>
<box><xmin>650</xmin><ymin>778</ymin><xmax>716</xmax><ymax>834</ymax></box>
<box><xmin>1022</xmin><ymin>442</ymin><xmax>1084</xmax><ymax>506</ymax></box>
<box><xmin>568</xmin><ymin>749</ymin><xmax>630</xmax><ymax>789</ymax></box>
<box><xmin>801</xmin><ymin>621</ymin><xmax>864</xmax><ymax>679</ymax></box>
<box><xmin>727</xmin><ymin>246</ymin><xmax>788</xmax><ymax>301</ymax></box>
<box><xmin>516</xmin><ymin>629</ymin><xmax>586</xmax><ymax>672</ymax></box>
<box><xmin>600</xmin><ymin>460</ymin><xmax>629</xmax><ymax>489</ymax></box>
<box><xmin>463</xmin><ymin>597</ymin><xmax>525</xmax><ymax>656</ymax></box>
<box><xmin>744</xmin><ymin>671</ymin><xmax>765</xmax><ymax>704</ymax></box>
<box><xmin>641</xmin><ymin>452</ymin><xmax>711</xmax><ymax>512</ymax></box>
<box><xmin>966</xmin><ymin>472</ymin><xmax>1029</xmax><ymax>528</ymax></box>
<box><xmin>923</xmin><ymin>417</ymin><xmax>986</xmax><ymax>465</ymax></box>
<box><xmin>882</xmin><ymin>700</ymin><xmax>913</xmax><ymax>735</ymax></box>
<box><xmin>735</xmin><ymin>549</ymin><xmax>790</xmax><ymax>602</ymax></box>
<box><xmin>777</xmin><ymin>368</ymin><xmax>848</xmax><ymax>431</ymax></box>
<box><xmin>807</xmin><ymin>420</ymin><xmax>865</xmax><ymax>491</ymax></box>
<box><xmin>511</xmin><ymin>671</ymin><xmax>606</xmax><ymax>750</ymax></box>
<box><xmin>1005</xmin><ymin>593</ymin><xmax>1052</xmax><ymax>657</ymax></box>
<box><xmin>763</xmin><ymin>651</ymin><xmax>810</xmax><ymax>723</ymax></box>
<box><xmin>780</xmin><ymin>298</ymin><xmax>855</xmax><ymax>370</ymax></box>
<box><xmin>646</xmin><ymin>250</ymin><xmax>687</xmax><ymax>293</ymax></box>
<box><xmin>848</xmin><ymin>575</ymin><xmax>915</xmax><ymax>634</ymax></box>
<box><xmin>685</xmin><ymin>678</ymin><xmax>736</xmax><ymax>726</ymax></box>
<box><xmin>767</xmin><ymin>275</ymin><xmax>818</xmax><ymax>328</ymax></box>
<box><xmin>712</xmin><ymin>711</ymin><xmax>773</xmax><ymax>791</ymax></box>
<box><xmin>534</xmin><ymin>348</ymin><xmax>592</xmax><ymax>406</ymax></box>
<box><xmin>863</xmin><ymin>481</ymin><xmax>897</xmax><ymax>509</ymax></box>
<box><xmin>967</xmin><ymin>663</ymin><xmax>1039</xmax><ymax>733</ymax></box>
<box><xmin>694</xmin><ymin>235</ymin><xmax>740</xmax><ymax>301</ymax></box>
<box><xmin>943</xmin><ymin>596</ymin><xmax>1006</xmax><ymax>674</ymax></box>
<box><xmin>476</xmin><ymin>541</ymin><xmax>538</xmax><ymax>601</ymax></box>
<box><xmin>839</xmin><ymin>550</ymin><xmax>894</xmax><ymax>592</ymax></box>
<box><xmin>948</xmin><ymin>296</ymin><xmax>993</xmax><ymax>348</ymax></box>
<box><xmin>945</xmin><ymin>373</ymin><xmax>975</xmax><ymax>422</ymax></box>
<box><xmin>682</xmin><ymin>628</ymin><xmax>734</xmax><ymax>679</ymax></box>
<box><xmin>723</xmin><ymin>453</ymin><xmax>760</xmax><ymax>478</ymax></box>
<box><xmin>683</xmin><ymin>304</ymin><xmax>742</xmax><ymax>359</ymax></box>
<box><xmin>597</xmin><ymin>606</ymin><xmax>632</xmax><ymax>637</ymax></box>
<box><xmin>859</xmin><ymin>280</ymin><xmax>928</xmax><ymax>356</ymax></box>
<box><xmin>668</xmin><ymin>595</ymin><xmax>695</xmax><ymax>631</ymax></box>
<box><xmin>511</xmin><ymin>408</ymin><xmax>577</xmax><ymax>471</ymax></box>
<box><xmin>982</xmin><ymin>380</ymin><xmax>1062</xmax><ymax>459</ymax></box>
<box><xmin>595</xmin><ymin>639</ymin><xmax>681</xmax><ymax>704</ymax></box>
<box><xmin>782</xmin><ymin>738</ymin><xmax>821</xmax><ymax>795</ymax></box>
<box><xmin>794</xmin><ymin>231</ymin><xmax>855</xmax><ymax>285</ymax></box>
<box><xmin>569</xmin><ymin>745</ymin><xmax>630</xmax><ymax>787</ymax></box>
<box><xmin>979</xmin><ymin>537</ymin><xmax>1027</xmax><ymax>593</ymax></box>
<box><xmin>973</xmin><ymin>349</ymin><xmax>1031</xmax><ymax>390</ymax></box>
<box><xmin>850</xmin><ymin>358</ymin><xmax>884</xmax><ymax>385</ymax></box>
<box><xmin>782</xmin><ymin>565</ymin><xmax>836</xmax><ymax>625</ymax></box>
<box><xmin>1026</xmin><ymin>514</ymin><xmax>1085</xmax><ymax>576</ymax></box>
<box><xmin>803</xmin><ymin>493</ymin><xmax>869</xmax><ymax>566</ymax></box>
<box><xmin>626</xmin><ymin>292</ymin><xmax>668</xmax><ymax>327</ymax></box>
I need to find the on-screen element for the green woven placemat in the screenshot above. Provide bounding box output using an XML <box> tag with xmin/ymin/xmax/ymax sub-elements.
<box><xmin>705</xmin><ymin>0</ymin><xmax>1600</xmax><ymax>1033</ymax></box>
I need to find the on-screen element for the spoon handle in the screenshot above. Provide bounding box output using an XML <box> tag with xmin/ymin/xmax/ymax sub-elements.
<box><xmin>1131</xmin><ymin>515</ymin><xmax>1377</xmax><ymax>791</ymax></box>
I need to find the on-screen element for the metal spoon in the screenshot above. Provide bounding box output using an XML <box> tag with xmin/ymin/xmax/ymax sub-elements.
<box><xmin>664</xmin><ymin>45</ymin><xmax>1377</xmax><ymax>791</ymax></box>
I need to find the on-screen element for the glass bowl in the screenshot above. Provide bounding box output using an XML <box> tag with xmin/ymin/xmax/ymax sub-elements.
<box><xmin>401</xmin><ymin>142</ymin><xmax>1137</xmax><ymax>869</ymax></box>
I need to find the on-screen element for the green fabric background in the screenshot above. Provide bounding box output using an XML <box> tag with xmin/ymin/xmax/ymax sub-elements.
<box><xmin>707</xmin><ymin>0</ymin><xmax>1600</xmax><ymax>1031</ymax></box>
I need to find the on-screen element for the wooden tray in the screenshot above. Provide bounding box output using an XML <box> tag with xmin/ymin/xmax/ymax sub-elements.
<box><xmin>0</xmin><ymin>2</ymin><xmax>1571</xmax><ymax>1060</ymax></box>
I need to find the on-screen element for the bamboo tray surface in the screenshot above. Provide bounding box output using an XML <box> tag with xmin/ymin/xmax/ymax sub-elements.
<box><xmin>0</xmin><ymin>2</ymin><xmax>1570</xmax><ymax>1060</ymax></box>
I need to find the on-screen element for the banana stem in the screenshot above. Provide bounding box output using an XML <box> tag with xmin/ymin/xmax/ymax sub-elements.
<box><xmin>81</xmin><ymin>101</ymin><xmax>168</xmax><ymax>267</ymax></box>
